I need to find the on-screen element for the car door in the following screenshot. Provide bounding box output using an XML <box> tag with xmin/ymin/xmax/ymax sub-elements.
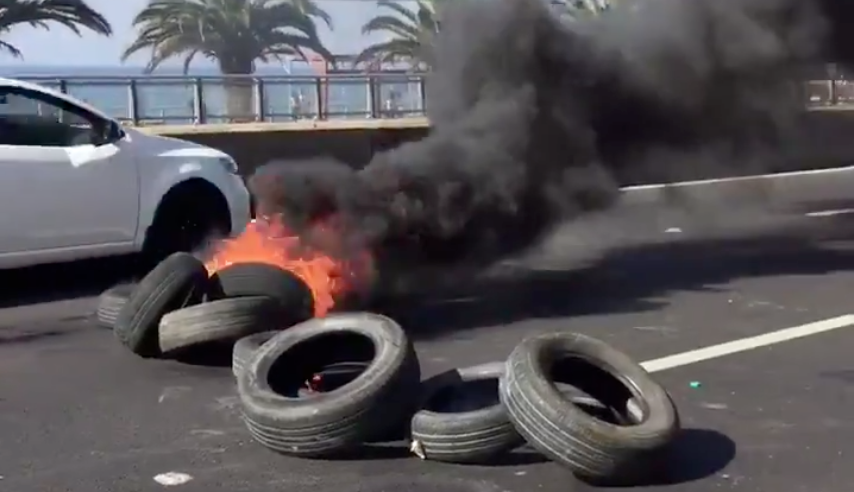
<box><xmin>0</xmin><ymin>85</ymin><xmax>140</xmax><ymax>255</ymax></box>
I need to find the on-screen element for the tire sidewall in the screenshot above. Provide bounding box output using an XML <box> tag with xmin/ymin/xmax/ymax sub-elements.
<box><xmin>239</xmin><ymin>313</ymin><xmax>411</xmax><ymax>423</ymax></box>
<box><xmin>232</xmin><ymin>331</ymin><xmax>279</xmax><ymax>376</ymax></box>
<box><xmin>501</xmin><ymin>333</ymin><xmax>679</xmax><ymax>451</ymax></box>
<box><xmin>411</xmin><ymin>362</ymin><xmax>510</xmax><ymax>434</ymax></box>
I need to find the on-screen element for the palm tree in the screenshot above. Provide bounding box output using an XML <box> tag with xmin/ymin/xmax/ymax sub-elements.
<box><xmin>354</xmin><ymin>0</ymin><xmax>440</xmax><ymax>70</ymax></box>
<box><xmin>0</xmin><ymin>0</ymin><xmax>112</xmax><ymax>58</ymax></box>
<box><xmin>122</xmin><ymin>0</ymin><xmax>335</xmax><ymax>120</ymax></box>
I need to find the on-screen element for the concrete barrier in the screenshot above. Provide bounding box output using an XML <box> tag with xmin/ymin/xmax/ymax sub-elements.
<box><xmin>138</xmin><ymin>118</ymin><xmax>430</xmax><ymax>173</ymax></box>
<box><xmin>138</xmin><ymin>109</ymin><xmax>854</xmax><ymax>185</ymax></box>
<box><xmin>621</xmin><ymin>163</ymin><xmax>854</xmax><ymax>212</ymax></box>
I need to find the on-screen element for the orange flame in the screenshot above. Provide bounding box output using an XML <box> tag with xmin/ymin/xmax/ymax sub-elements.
<box><xmin>204</xmin><ymin>217</ymin><xmax>372</xmax><ymax>317</ymax></box>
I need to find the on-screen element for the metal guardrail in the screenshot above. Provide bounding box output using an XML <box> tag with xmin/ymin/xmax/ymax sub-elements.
<box><xmin>805</xmin><ymin>79</ymin><xmax>854</xmax><ymax>107</ymax></box>
<box><xmin>13</xmin><ymin>74</ymin><xmax>854</xmax><ymax>126</ymax></box>
<box><xmin>19</xmin><ymin>74</ymin><xmax>428</xmax><ymax>126</ymax></box>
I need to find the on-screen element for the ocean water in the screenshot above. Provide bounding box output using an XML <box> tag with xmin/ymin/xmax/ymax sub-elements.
<box><xmin>0</xmin><ymin>65</ymin><xmax>426</xmax><ymax>123</ymax></box>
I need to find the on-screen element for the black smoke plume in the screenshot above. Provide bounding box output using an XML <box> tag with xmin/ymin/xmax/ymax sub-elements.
<box><xmin>249</xmin><ymin>0</ymin><xmax>854</xmax><ymax>274</ymax></box>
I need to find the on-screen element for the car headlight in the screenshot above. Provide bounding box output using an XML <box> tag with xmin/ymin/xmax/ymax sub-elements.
<box><xmin>218</xmin><ymin>156</ymin><xmax>239</xmax><ymax>174</ymax></box>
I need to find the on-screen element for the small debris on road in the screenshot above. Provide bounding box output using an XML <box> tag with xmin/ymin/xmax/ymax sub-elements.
<box><xmin>410</xmin><ymin>439</ymin><xmax>426</xmax><ymax>459</ymax></box>
<box><xmin>153</xmin><ymin>472</ymin><xmax>194</xmax><ymax>486</ymax></box>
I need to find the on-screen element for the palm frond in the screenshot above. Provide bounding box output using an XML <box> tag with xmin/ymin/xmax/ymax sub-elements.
<box><xmin>355</xmin><ymin>0</ymin><xmax>439</xmax><ymax>69</ymax></box>
<box><xmin>361</xmin><ymin>15</ymin><xmax>419</xmax><ymax>41</ymax></box>
<box><xmin>374</xmin><ymin>0</ymin><xmax>419</xmax><ymax>25</ymax></box>
<box><xmin>284</xmin><ymin>0</ymin><xmax>333</xmax><ymax>30</ymax></box>
<box><xmin>0</xmin><ymin>0</ymin><xmax>112</xmax><ymax>42</ymax></box>
<box><xmin>353</xmin><ymin>38</ymin><xmax>422</xmax><ymax>68</ymax></box>
<box><xmin>0</xmin><ymin>39</ymin><xmax>22</xmax><ymax>58</ymax></box>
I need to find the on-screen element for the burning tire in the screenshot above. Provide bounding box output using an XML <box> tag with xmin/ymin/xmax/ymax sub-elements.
<box><xmin>410</xmin><ymin>362</ymin><xmax>523</xmax><ymax>463</ymax></box>
<box><xmin>207</xmin><ymin>262</ymin><xmax>314</xmax><ymax>326</ymax></box>
<box><xmin>114</xmin><ymin>253</ymin><xmax>208</xmax><ymax>357</ymax></box>
<box><xmin>232</xmin><ymin>331</ymin><xmax>278</xmax><ymax>377</ymax></box>
<box><xmin>499</xmin><ymin>333</ymin><xmax>679</xmax><ymax>485</ymax></box>
<box><xmin>96</xmin><ymin>283</ymin><xmax>135</xmax><ymax>329</ymax></box>
<box><xmin>237</xmin><ymin>313</ymin><xmax>421</xmax><ymax>458</ymax></box>
<box><xmin>158</xmin><ymin>297</ymin><xmax>286</xmax><ymax>355</ymax></box>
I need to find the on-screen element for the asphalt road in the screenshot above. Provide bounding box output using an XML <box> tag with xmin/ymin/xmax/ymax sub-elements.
<box><xmin>4</xmin><ymin>197</ymin><xmax>854</xmax><ymax>492</ymax></box>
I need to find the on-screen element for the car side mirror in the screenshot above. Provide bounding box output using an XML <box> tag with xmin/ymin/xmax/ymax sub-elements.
<box><xmin>108</xmin><ymin>121</ymin><xmax>125</xmax><ymax>141</ymax></box>
<box><xmin>93</xmin><ymin>120</ymin><xmax>123</xmax><ymax>145</ymax></box>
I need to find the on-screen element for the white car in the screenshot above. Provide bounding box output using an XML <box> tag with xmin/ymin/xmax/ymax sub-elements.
<box><xmin>0</xmin><ymin>77</ymin><xmax>251</xmax><ymax>269</ymax></box>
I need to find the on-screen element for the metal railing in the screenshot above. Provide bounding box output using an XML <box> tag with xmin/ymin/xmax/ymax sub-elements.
<box><xmin>19</xmin><ymin>73</ymin><xmax>428</xmax><ymax>126</ymax></box>
<box><xmin>804</xmin><ymin>79</ymin><xmax>854</xmax><ymax>107</ymax></box>
<box><xmin>13</xmin><ymin>74</ymin><xmax>854</xmax><ymax>126</ymax></box>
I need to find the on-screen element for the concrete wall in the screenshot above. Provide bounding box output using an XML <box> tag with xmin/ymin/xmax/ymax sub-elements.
<box><xmin>140</xmin><ymin>110</ymin><xmax>854</xmax><ymax>185</ymax></box>
<box><xmin>785</xmin><ymin>109</ymin><xmax>854</xmax><ymax>171</ymax></box>
<box><xmin>140</xmin><ymin>118</ymin><xmax>430</xmax><ymax>175</ymax></box>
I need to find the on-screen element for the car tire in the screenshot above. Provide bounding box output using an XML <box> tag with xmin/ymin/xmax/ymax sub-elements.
<box><xmin>232</xmin><ymin>331</ymin><xmax>278</xmax><ymax>377</ymax></box>
<box><xmin>96</xmin><ymin>283</ymin><xmax>135</xmax><ymax>329</ymax></box>
<box><xmin>113</xmin><ymin>253</ymin><xmax>208</xmax><ymax>357</ymax></box>
<box><xmin>143</xmin><ymin>182</ymin><xmax>231</xmax><ymax>267</ymax></box>
<box><xmin>237</xmin><ymin>312</ymin><xmax>421</xmax><ymax>458</ymax></box>
<box><xmin>499</xmin><ymin>332</ymin><xmax>679</xmax><ymax>484</ymax></box>
<box><xmin>408</xmin><ymin>363</ymin><xmax>622</xmax><ymax>464</ymax></box>
<box><xmin>208</xmin><ymin>263</ymin><xmax>315</xmax><ymax>325</ymax></box>
<box><xmin>158</xmin><ymin>297</ymin><xmax>286</xmax><ymax>355</ymax></box>
<box><xmin>410</xmin><ymin>362</ymin><xmax>524</xmax><ymax>463</ymax></box>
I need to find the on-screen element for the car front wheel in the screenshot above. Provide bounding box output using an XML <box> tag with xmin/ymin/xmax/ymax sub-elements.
<box><xmin>142</xmin><ymin>180</ymin><xmax>232</xmax><ymax>267</ymax></box>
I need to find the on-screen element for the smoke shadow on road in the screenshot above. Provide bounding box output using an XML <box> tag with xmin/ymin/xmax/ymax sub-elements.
<box><xmin>379</xmin><ymin>212</ymin><xmax>854</xmax><ymax>340</ymax></box>
<box><xmin>0</xmin><ymin>254</ymin><xmax>142</xmax><ymax>310</ymax></box>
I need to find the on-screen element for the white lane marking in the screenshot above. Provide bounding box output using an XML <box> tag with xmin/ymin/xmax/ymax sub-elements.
<box><xmin>805</xmin><ymin>208</ymin><xmax>854</xmax><ymax>217</ymax></box>
<box><xmin>153</xmin><ymin>472</ymin><xmax>193</xmax><ymax>486</ymax></box>
<box><xmin>640</xmin><ymin>315</ymin><xmax>854</xmax><ymax>372</ymax></box>
<box><xmin>621</xmin><ymin>164</ymin><xmax>854</xmax><ymax>191</ymax></box>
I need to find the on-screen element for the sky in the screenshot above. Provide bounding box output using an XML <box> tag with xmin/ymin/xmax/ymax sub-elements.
<box><xmin>0</xmin><ymin>0</ymin><xmax>409</xmax><ymax>67</ymax></box>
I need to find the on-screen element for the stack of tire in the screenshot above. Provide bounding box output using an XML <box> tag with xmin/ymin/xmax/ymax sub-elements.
<box><xmin>100</xmin><ymin>252</ymin><xmax>315</xmax><ymax>359</ymax></box>
<box><xmin>231</xmin><ymin>314</ymin><xmax>681</xmax><ymax>485</ymax></box>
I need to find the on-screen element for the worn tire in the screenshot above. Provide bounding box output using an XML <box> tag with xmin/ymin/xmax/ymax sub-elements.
<box><xmin>409</xmin><ymin>363</ymin><xmax>619</xmax><ymax>464</ymax></box>
<box><xmin>208</xmin><ymin>263</ymin><xmax>314</xmax><ymax>326</ymax></box>
<box><xmin>159</xmin><ymin>297</ymin><xmax>286</xmax><ymax>355</ymax></box>
<box><xmin>142</xmin><ymin>182</ymin><xmax>231</xmax><ymax>267</ymax></box>
<box><xmin>232</xmin><ymin>331</ymin><xmax>279</xmax><ymax>377</ymax></box>
<box><xmin>114</xmin><ymin>253</ymin><xmax>208</xmax><ymax>357</ymax></box>
<box><xmin>96</xmin><ymin>283</ymin><xmax>135</xmax><ymax>329</ymax></box>
<box><xmin>237</xmin><ymin>313</ymin><xmax>421</xmax><ymax>458</ymax></box>
<box><xmin>500</xmin><ymin>332</ymin><xmax>679</xmax><ymax>484</ymax></box>
<box><xmin>410</xmin><ymin>362</ymin><xmax>523</xmax><ymax>463</ymax></box>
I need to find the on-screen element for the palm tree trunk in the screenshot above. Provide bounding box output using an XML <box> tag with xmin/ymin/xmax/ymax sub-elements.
<box><xmin>219</xmin><ymin>59</ymin><xmax>256</xmax><ymax>122</ymax></box>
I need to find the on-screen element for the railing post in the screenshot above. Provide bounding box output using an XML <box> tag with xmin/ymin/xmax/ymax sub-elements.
<box><xmin>53</xmin><ymin>78</ymin><xmax>68</xmax><ymax>123</ymax></box>
<box><xmin>418</xmin><ymin>75</ymin><xmax>426</xmax><ymax>115</ymax></box>
<box><xmin>314</xmin><ymin>75</ymin><xmax>325</xmax><ymax>120</ymax></box>
<box><xmin>127</xmin><ymin>79</ymin><xmax>140</xmax><ymax>125</ymax></box>
<box><xmin>193</xmin><ymin>78</ymin><xmax>204</xmax><ymax>124</ymax></box>
<box><xmin>368</xmin><ymin>76</ymin><xmax>380</xmax><ymax>119</ymax></box>
<box><xmin>829</xmin><ymin>79</ymin><xmax>838</xmax><ymax>105</ymax></box>
<box><xmin>253</xmin><ymin>78</ymin><xmax>265</xmax><ymax>122</ymax></box>
<box><xmin>827</xmin><ymin>63</ymin><xmax>839</xmax><ymax>106</ymax></box>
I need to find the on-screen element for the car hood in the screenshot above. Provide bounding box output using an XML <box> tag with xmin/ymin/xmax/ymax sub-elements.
<box><xmin>124</xmin><ymin>127</ymin><xmax>230</xmax><ymax>159</ymax></box>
